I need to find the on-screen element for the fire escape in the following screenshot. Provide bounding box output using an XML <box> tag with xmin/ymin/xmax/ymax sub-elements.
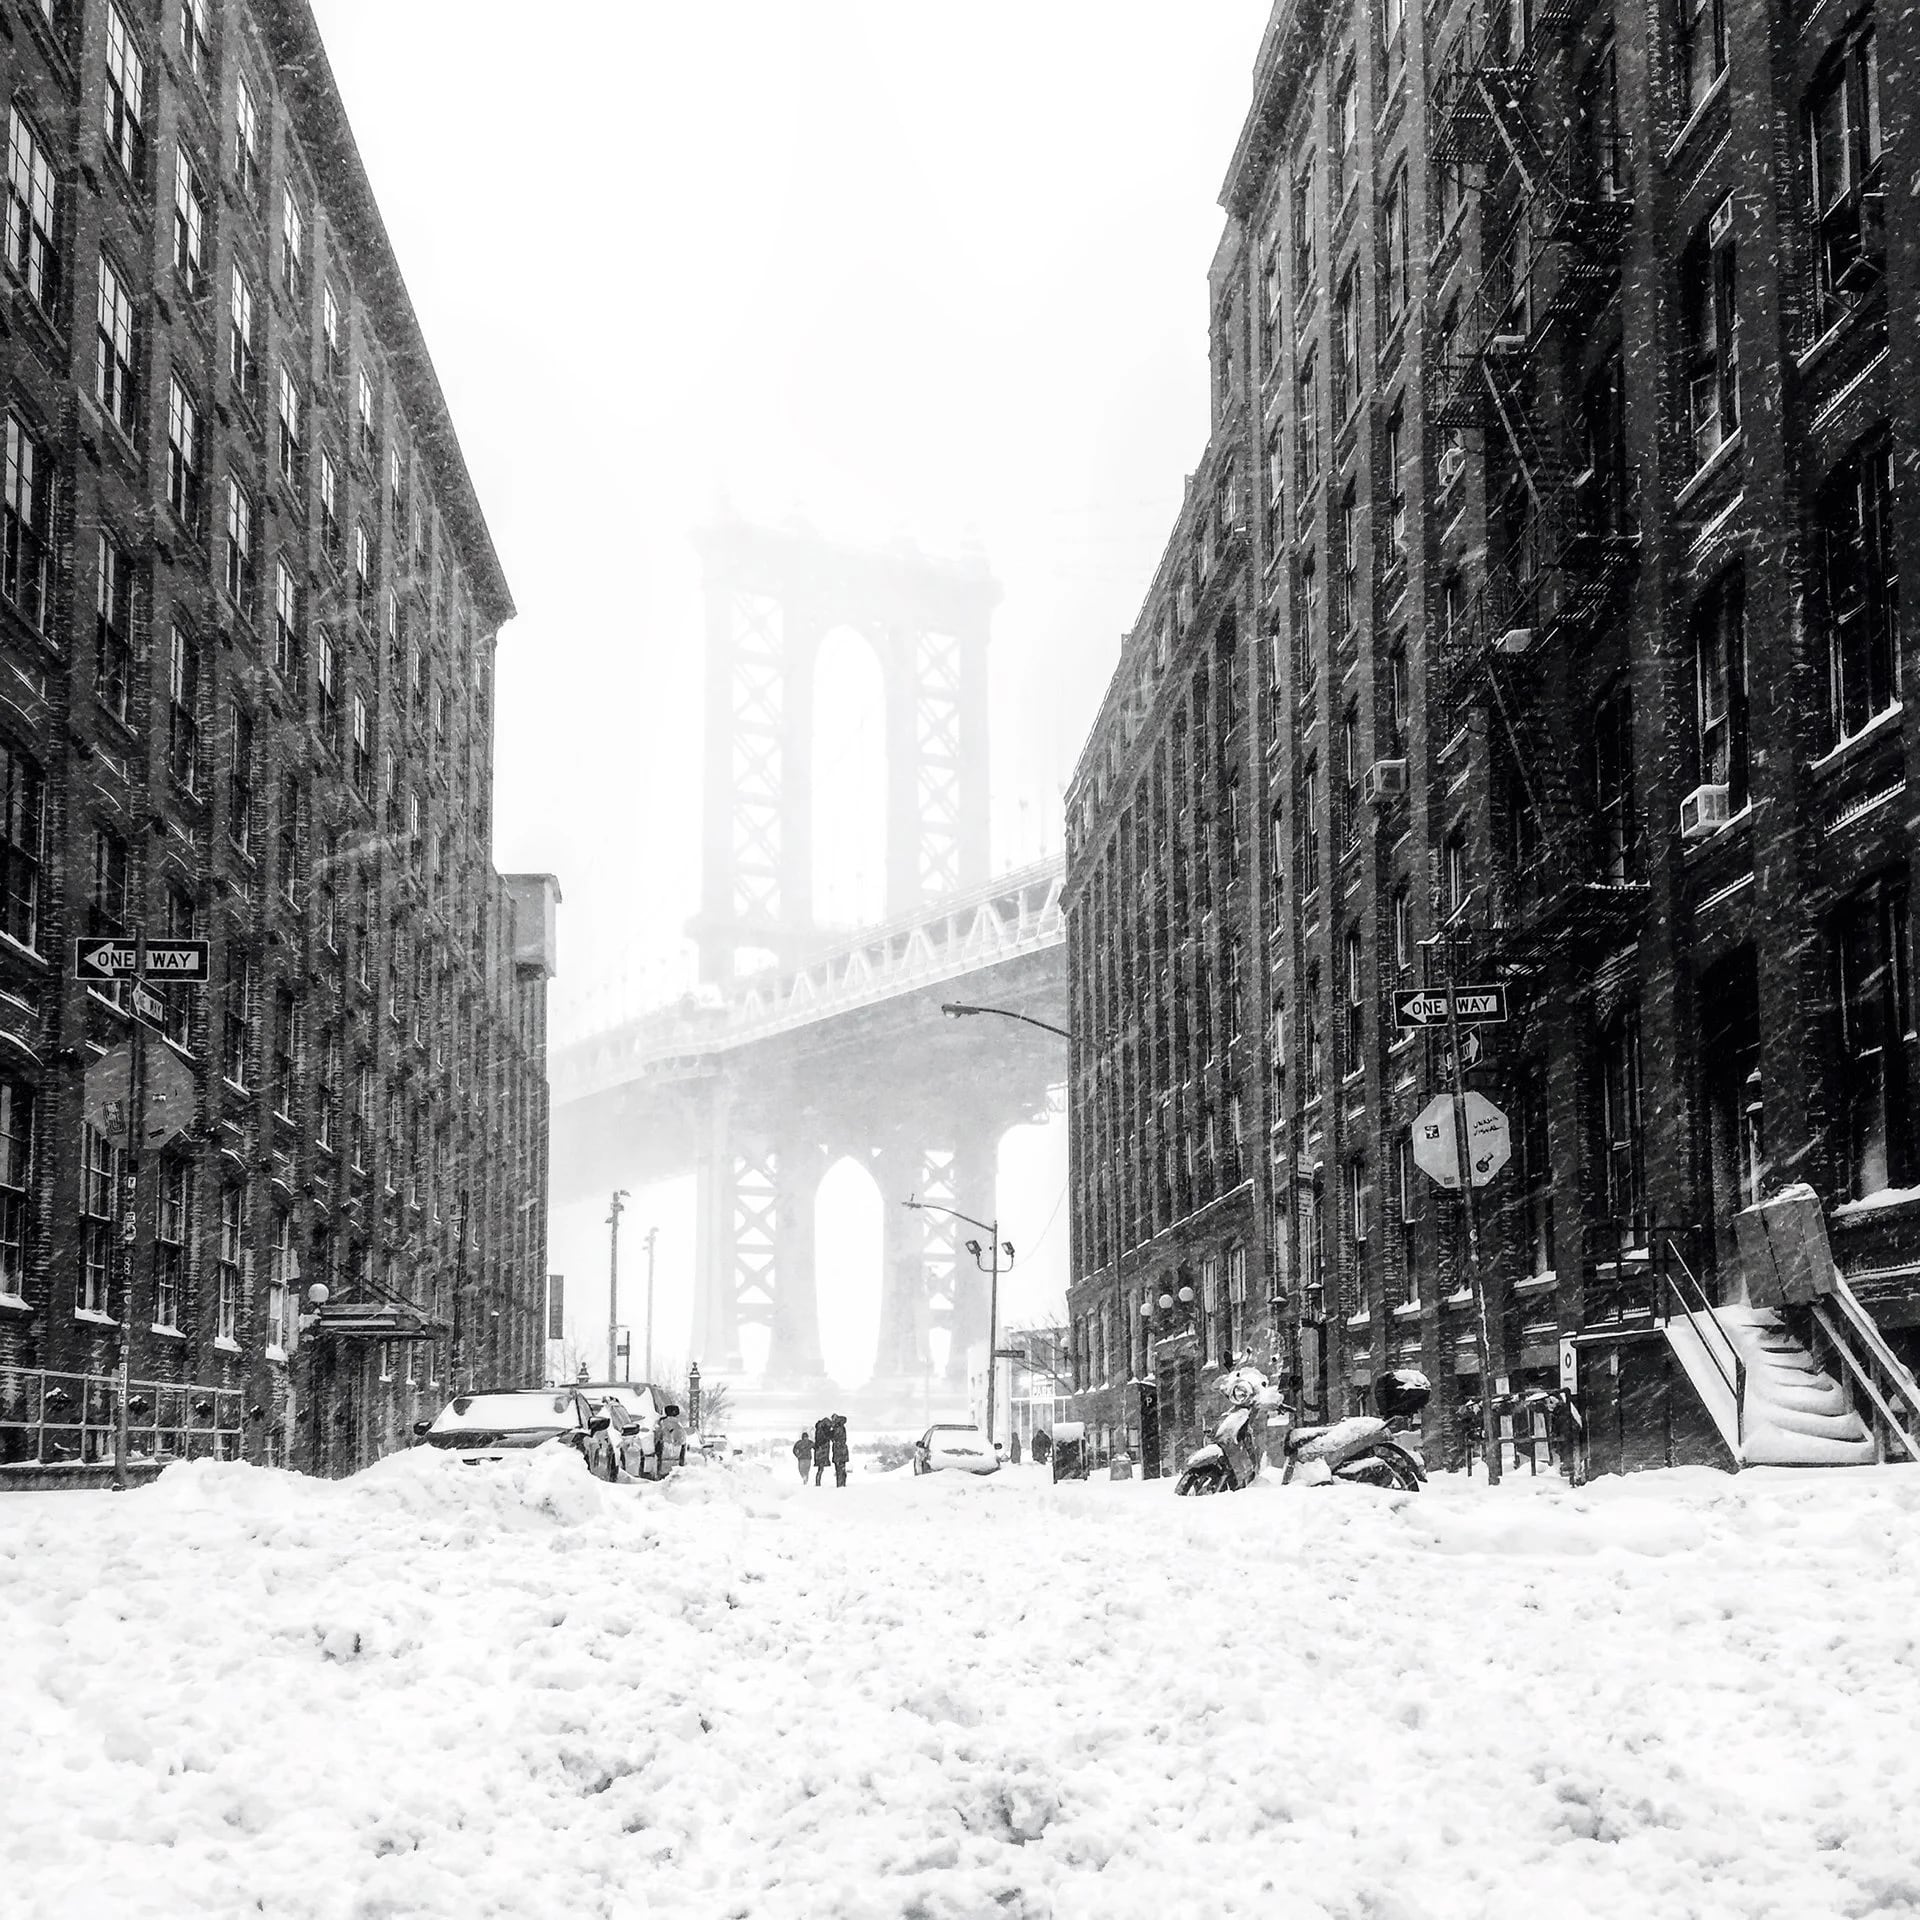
<box><xmin>1426</xmin><ymin>0</ymin><xmax>1643</xmax><ymax>969</ymax></box>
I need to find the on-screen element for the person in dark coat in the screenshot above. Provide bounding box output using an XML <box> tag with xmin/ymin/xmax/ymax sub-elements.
<box><xmin>1008</xmin><ymin>1431</ymin><xmax>1022</xmax><ymax>1466</ymax></box>
<box><xmin>829</xmin><ymin>1413</ymin><xmax>850</xmax><ymax>1487</ymax></box>
<box><xmin>1031</xmin><ymin>1429</ymin><xmax>1051</xmax><ymax>1467</ymax></box>
<box><xmin>812</xmin><ymin>1414</ymin><xmax>833</xmax><ymax>1486</ymax></box>
<box><xmin>792</xmin><ymin>1429</ymin><xmax>813</xmax><ymax>1482</ymax></box>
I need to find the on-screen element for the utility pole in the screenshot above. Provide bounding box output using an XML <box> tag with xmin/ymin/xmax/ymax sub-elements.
<box><xmin>606</xmin><ymin>1189</ymin><xmax>628</xmax><ymax>1384</ymax></box>
<box><xmin>642</xmin><ymin>1226</ymin><xmax>658</xmax><ymax>1385</ymax></box>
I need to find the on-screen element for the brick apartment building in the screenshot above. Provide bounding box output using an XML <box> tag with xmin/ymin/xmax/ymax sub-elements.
<box><xmin>0</xmin><ymin>0</ymin><xmax>557</xmax><ymax>1480</ymax></box>
<box><xmin>1067</xmin><ymin>0</ymin><xmax>1920</xmax><ymax>1475</ymax></box>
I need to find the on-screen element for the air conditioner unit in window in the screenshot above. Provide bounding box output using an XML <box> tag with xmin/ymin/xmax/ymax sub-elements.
<box><xmin>1495</xmin><ymin>626</ymin><xmax>1535</xmax><ymax>655</ymax></box>
<box><xmin>1438</xmin><ymin>445</ymin><xmax>1467</xmax><ymax>487</ymax></box>
<box><xmin>1363</xmin><ymin>758</ymin><xmax>1409</xmax><ymax>802</ymax></box>
<box><xmin>1680</xmin><ymin>782</ymin><xmax>1731</xmax><ymax>842</ymax></box>
<box><xmin>1708</xmin><ymin>195</ymin><xmax>1735</xmax><ymax>246</ymax></box>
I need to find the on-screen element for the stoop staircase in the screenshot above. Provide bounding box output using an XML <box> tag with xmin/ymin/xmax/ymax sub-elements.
<box><xmin>1659</xmin><ymin>1253</ymin><xmax>1920</xmax><ymax>1469</ymax></box>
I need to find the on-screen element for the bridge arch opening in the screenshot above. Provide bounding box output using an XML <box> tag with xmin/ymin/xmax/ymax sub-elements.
<box><xmin>810</xmin><ymin>626</ymin><xmax>888</xmax><ymax>932</ymax></box>
<box><xmin>815</xmin><ymin>1151</ymin><xmax>883</xmax><ymax>1387</ymax></box>
<box><xmin>994</xmin><ymin>1112</ymin><xmax>1069</xmax><ymax>1334</ymax></box>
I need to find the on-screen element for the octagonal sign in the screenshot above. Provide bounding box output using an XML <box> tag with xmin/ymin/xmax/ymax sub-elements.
<box><xmin>1411</xmin><ymin>1092</ymin><xmax>1512</xmax><ymax>1190</ymax></box>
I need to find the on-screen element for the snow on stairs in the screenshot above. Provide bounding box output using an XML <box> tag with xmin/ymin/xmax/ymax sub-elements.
<box><xmin>1662</xmin><ymin>1305</ymin><xmax>1876</xmax><ymax>1467</ymax></box>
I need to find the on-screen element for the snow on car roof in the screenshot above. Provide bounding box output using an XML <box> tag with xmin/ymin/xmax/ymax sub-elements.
<box><xmin>428</xmin><ymin>1392</ymin><xmax>580</xmax><ymax>1432</ymax></box>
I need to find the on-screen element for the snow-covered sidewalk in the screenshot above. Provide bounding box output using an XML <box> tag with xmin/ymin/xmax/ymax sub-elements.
<box><xmin>4</xmin><ymin>1453</ymin><xmax>1919</xmax><ymax>1920</ymax></box>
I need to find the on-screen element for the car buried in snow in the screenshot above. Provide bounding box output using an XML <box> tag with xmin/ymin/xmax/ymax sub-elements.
<box><xmin>413</xmin><ymin>1388</ymin><xmax>619</xmax><ymax>1479</ymax></box>
<box><xmin>910</xmin><ymin>1423</ymin><xmax>1001</xmax><ymax>1476</ymax></box>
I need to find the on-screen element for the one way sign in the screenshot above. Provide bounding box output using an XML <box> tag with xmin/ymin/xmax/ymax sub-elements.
<box><xmin>73</xmin><ymin>938</ymin><xmax>211</xmax><ymax>984</ymax></box>
<box><xmin>1391</xmin><ymin>985</ymin><xmax>1509</xmax><ymax>1029</ymax></box>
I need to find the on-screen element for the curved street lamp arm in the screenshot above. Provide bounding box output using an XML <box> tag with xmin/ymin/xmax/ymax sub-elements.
<box><xmin>901</xmin><ymin>1195</ymin><xmax>997</xmax><ymax>1238</ymax></box>
<box><xmin>940</xmin><ymin>1002</ymin><xmax>1070</xmax><ymax>1041</ymax></box>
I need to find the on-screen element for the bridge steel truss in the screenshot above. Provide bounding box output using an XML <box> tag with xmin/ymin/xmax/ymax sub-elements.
<box><xmin>692</xmin><ymin>517</ymin><xmax>1001</xmax><ymax>981</ymax></box>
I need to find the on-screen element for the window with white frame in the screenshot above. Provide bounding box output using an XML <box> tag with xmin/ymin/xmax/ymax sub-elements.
<box><xmin>1836</xmin><ymin>874</ymin><xmax>1914</xmax><ymax>1200</ymax></box>
<box><xmin>317</xmin><ymin>631</ymin><xmax>339</xmax><ymax>749</ymax></box>
<box><xmin>104</xmin><ymin>4</ymin><xmax>148</xmax><ymax>184</ymax></box>
<box><xmin>223</xmin><ymin>944</ymin><xmax>254</xmax><ymax>1086</ymax></box>
<box><xmin>352</xmin><ymin>693</ymin><xmax>371</xmax><ymax>796</ymax></box>
<box><xmin>320</xmin><ymin>450</ymin><xmax>340</xmax><ymax>554</ymax></box>
<box><xmin>180</xmin><ymin>0</ymin><xmax>212</xmax><ymax>80</ymax></box>
<box><xmin>163</xmin><ymin>881</ymin><xmax>197</xmax><ymax>1049</ymax></box>
<box><xmin>357</xmin><ymin>368</ymin><xmax>376</xmax><ymax>455</ymax></box>
<box><xmin>80</xmin><ymin>1122</ymin><xmax>120</xmax><ymax>1314</ymax></box>
<box><xmin>2</xmin><ymin>414</ymin><xmax>51</xmax><ymax>632</ymax></box>
<box><xmin>223</xmin><ymin>476</ymin><xmax>254</xmax><ymax>613</ymax></box>
<box><xmin>353</xmin><ymin>524</ymin><xmax>372</xmax><ymax>619</ymax></box>
<box><xmin>0</xmin><ymin>742</ymin><xmax>44</xmax><ymax>953</ymax></box>
<box><xmin>1333</xmin><ymin>260</ymin><xmax>1361</xmax><ymax>420</ymax></box>
<box><xmin>0</xmin><ymin>1078</ymin><xmax>30</xmax><ymax>1298</ymax></box>
<box><xmin>6</xmin><ymin>111</ymin><xmax>59</xmax><ymax>315</ymax></box>
<box><xmin>1684</xmin><ymin>203</ymin><xmax>1739</xmax><ymax>469</ymax></box>
<box><xmin>281</xmin><ymin>190</ymin><xmax>305</xmax><ymax>301</ymax></box>
<box><xmin>1225</xmin><ymin>1244</ymin><xmax>1247</xmax><ymax>1358</ymax></box>
<box><xmin>1692</xmin><ymin>564</ymin><xmax>1747</xmax><ymax>807</ymax></box>
<box><xmin>323</xmin><ymin>283</ymin><xmax>343</xmax><ymax>378</ymax></box>
<box><xmin>1807</xmin><ymin>20</ymin><xmax>1883</xmax><ymax>333</ymax></box>
<box><xmin>96</xmin><ymin>255</ymin><xmax>138</xmax><ymax>436</ymax></box>
<box><xmin>227</xmin><ymin>702</ymin><xmax>253</xmax><ymax>855</ymax></box>
<box><xmin>234</xmin><ymin>75</ymin><xmax>261</xmax><ymax>200</ymax></box>
<box><xmin>217</xmin><ymin>1183</ymin><xmax>244</xmax><ymax>1342</ymax></box>
<box><xmin>168</xmin><ymin>626</ymin><xmax>200</xmax><ymax>794</ymax></box>
<box><xmin>267</xmin><ymin>1205</ymin><xmax>292</xmax><ymax>1354</ymax></box>
<box><xmin>1677</xmin><ymin>0</ymin><xmax>1727</xmax><ymax>118</ymax></box>
<box><xmin>228</xmin><ymin>266</ymin><xmax>257</xmax><ymax>400</ymax></box>
<box><xmin>95</xmin><ymin>534</ymin><xmax>133</xmax><ymax>725</ymax></box>
<box><xmin>1395</xmin><ymin>1131</ymin><xmax>1419</xmax><ymax>1306</ymax></box>
<box><xmin>166</xmin><ymin>378</ymin><xmax>202</xmax><ymax>528</ymax></box>
<box><xmin>1820</xmin><ymin>432</ymin><xmax>1898</xmax><ymax>745</ymax></box>
<box><xmin>172</xmin><ymin>144</ymin><xmax>209</xmax><ymax>295</ymax></box>
<box><xmin>155</xmin><ymin>1159</ymin><xmax>190</xmax><ymax>1329</ymax></box>
<box><xmin>1296</xmin><ymin>349</ymin><xmax>1321</xmax><ymax>492</ymax></box>
<box><xmin>276</xmin><ymin>366</ymin><xmax>302</xmax><ymax>480</ymax></box>
<box><xmin>1391</xmin><ymin>881</ymin><xmax>1411</xmax><ymax>974</ymax></box>
<box><xmin>273</xmin><ymin>560</ymin><xmax>298</xmax><ymax>677</ymax></box>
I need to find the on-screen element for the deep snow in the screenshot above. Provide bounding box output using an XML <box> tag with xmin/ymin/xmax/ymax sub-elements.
<box><xmin>4</xmin><ymin>1452</ymin><xmax>1919</xmax><ymax>1920</ymax></box>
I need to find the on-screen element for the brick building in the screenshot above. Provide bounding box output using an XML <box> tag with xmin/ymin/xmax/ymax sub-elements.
<box><xmin>0</xmin><ymin>0</ymin><xmax>556</xmax><ymax>1480</ymax></box>
<box><xmin>1067</xmin><ymin>0</ymin><xmax>1920</xmax><ymax>1475</ymax></box>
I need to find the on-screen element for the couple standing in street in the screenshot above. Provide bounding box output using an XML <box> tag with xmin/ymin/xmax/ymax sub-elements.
<box><xmin>793</xmin><ymin>1414</ymin><xmax>849</xmax><ymax>1487</ymax></box>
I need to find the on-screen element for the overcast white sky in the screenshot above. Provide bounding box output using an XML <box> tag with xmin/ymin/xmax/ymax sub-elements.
<box><xmin>308</xmin><ymin>0</ymin><xmax>1274</xmax><ymax>1380</ymax></box>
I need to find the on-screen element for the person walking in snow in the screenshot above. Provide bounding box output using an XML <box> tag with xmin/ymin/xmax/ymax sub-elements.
<box><xmin>792</xmin><ymin>1428</ymin><xmax>813</xmax><ymax>1482</ymax></box>
<box><xmin>812</xmin><ymin>1414</ymin><xmax>834</xmax><ymax>1486</ymax></box>
<box><xmin>1008</xmin><ymin>1431</ymin><xmax>1022</xmax><ymax>1466</ymax></box>
<box><xmin>829</xmin><ymin>1413</ymin><xmax>850</xmax><ymax>1488</ymax></box>
<box><xmin>1031</xmin><ymin>1429</ymin><xmax>1051</xmax><ymax>1467</ymax></box>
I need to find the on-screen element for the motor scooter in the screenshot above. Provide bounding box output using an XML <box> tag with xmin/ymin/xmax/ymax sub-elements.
<box><xmin>1174</xmin><ymin>1364</ymin><xmax>1430</xmax><ymax>1495</ymax></box>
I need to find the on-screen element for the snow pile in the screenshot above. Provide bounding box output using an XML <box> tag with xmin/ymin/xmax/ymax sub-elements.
<box><xmin>4</xmin><ymin>1456</ymin><xmax>1920</xmax><ymax>1918</ymax></box>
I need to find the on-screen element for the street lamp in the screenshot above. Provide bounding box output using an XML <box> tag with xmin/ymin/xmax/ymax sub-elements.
<box><xmin>904</xmin><ymin>1196</ymin><xmax>1015</xmax><ymax>1448</ymax></box>
<box><xmin>606</xmin><ymin>1189</ymin><xmax>630</xmax><ymax>1383</ymax></box>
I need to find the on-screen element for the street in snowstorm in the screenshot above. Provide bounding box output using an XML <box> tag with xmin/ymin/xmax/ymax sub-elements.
<box><xmin>6</xmin><ymin>1456</ymin><xmax>1920</xmax><ymax>1920</ymax></box>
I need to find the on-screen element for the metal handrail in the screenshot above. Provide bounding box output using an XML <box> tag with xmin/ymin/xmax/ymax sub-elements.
<box><xmin>1811</xmin><ymin>1277</ymin><xmax>1920</xmax><ymax>1464</ymax></box>
<box><xmin>1660</xmin><ymin>1239</ymin><xmax>1744</xmax><ymax>1452</ymax></box>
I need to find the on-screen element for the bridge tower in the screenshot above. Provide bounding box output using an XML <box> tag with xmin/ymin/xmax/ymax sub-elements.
<box><xmin>687</xmin><ymin>518</ymin><xmax>1005</xmax><ymax>1389</ymax></box>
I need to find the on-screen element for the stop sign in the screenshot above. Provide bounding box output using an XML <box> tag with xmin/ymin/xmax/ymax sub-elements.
<box><xmin>1411</xmin><ymin>1092</ymin><xmax>1512</xmax><ymax>1190</ymax></box>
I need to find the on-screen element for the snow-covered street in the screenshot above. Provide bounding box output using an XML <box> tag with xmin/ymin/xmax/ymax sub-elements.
<box><xmin>5</xmin><ymin>1456</ymin><xmax>1919</xmax><ymax>1920</ymax></box>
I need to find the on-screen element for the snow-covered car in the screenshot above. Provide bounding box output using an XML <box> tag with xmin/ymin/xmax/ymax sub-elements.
<box><xmin>581</xmin><ymin>1383</ymin><xmax>663</xmax><ymax>1477</ymax></box>
<box><xmin>414</xmin><ymin>1389</ymin><xmax>617</xmax><ymax>1479</ymax></box>
<box><xmin>911</xmin><ymin>1424</ymin><xmax>1000</xmax><ymax>1476</ymax></box>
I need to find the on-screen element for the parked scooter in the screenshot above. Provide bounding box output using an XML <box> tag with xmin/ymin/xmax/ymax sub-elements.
<box><xmin>1173</xmin><ymin>1363</ymin><xmax>1430</xmax><ymax>1495</ymax></box>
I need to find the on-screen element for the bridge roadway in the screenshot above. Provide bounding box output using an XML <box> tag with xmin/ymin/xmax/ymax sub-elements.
<box><xmin>548</xmin><ymin>861</ymin><xmax>1068</xmax><ymax>1414</ymax></box>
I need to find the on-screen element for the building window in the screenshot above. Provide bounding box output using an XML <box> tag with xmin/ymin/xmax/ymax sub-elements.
<box><xmin>95</xmin><ymin>535</ymin><xmax>133</xmax><ymax>726</ymax></box>
<box><xmin>1340</xmin><ymin>704</ymin><xmax>1361</xmax><ymax>845</ymax></box>
<box><xmin>104</xmin><ymin>3</ymin><xmax>148</xmax><ymax>185</ymax></box>
<box><xmin>1391</xmin><ymin>882</ymin><xmax>1411</xmax><ymax>973</ymax></box>
<box><xmin>277</xmin><ymin>772</ymin><xmax>301</xmax><ymax>904</ymax></box>
<box><xmin>223</xmin><ymin>477</ymin><xmax>254</xmax><ymax>614</ymax></box>
<box><xmin>272</xmin><ymin>984</ymin><xmax>297</xmax><ymax>1121</ymax></box>
<box><xmin>317</xmin><ymin>1029</ymin><xmax>340</xmax><ymax>1151</ymax></box>
<box><xmin>216</xmin><ymin>1184</ymin><xmax>243</xmax><ymax>1342</ymax></box>
<box><xmin>320</xmin><ymin>451</ymin><xmax>341</xmax><ymax>556</ymax></box>
<box><xmin>180</xmin><ymin>0</ymin><xmax>212</xmax><ymax>80</ymax></box>
<box><xmin>1597</xmin><ymin>1011</ymin><xmax>1648</xmax><ymax>1249</ymax></box>
<box><xmin>1678</xmin><ymin>0</ymin><xmax>1727</xmax><ymax>117</ymax></box>
<box><xmin>1394</xmin><ymin>1130</ymin><xmax>1419</xmax><ymax>1307</ymax></box>
<box><xmin>0</xmin><ymin>1078</ymin><xmax>29</xmax><ymax>1297</ymax></box>
<box><xmin>357</xmin><ymin>369</ymin><xmax>376</xmax><ymax>456</ymax></box>
<box><xmin>276</xmin><ymin>367</ymin><xmax>302</xmax><ymax>480</ymax></box>
<box><xmin>1836</xmin><ymin>875</ymin><xmax>1913</xmax><ymax>1200</ymax></box>
<box><xmin>228</xmin><ymin>266</ymin><xmax>257</xmax><ymax>401</ymax></box>
<box><xmin>1296</xmin><ymin>350</ymin><xmax>1321</xmax><ymax>492</ymax></box>
<box><xmin>273</xmin><ymin>560</ymin><xmax>299</xmax><ymax>677</ymax></box>
<box><xmin>1294</xmin><ymin>550</ymin><xmax>1319</xmax><ymax>690</ymax></box>
<box><xmin>166</xmin><ymin>378</ymin><xmax>203</xmax><ymax>528</ymax></box>
<box><xmin>1333</xmin><ymin>60</ymin><xmax>1358</xmax><ymax>202</ymax></box>
<box><xmin>1692</xmin><ymin>565</ymin><xmax>1747</xmax><ymax>808</ymax></box>
<box><xmin>234</xmin><ymin>77</ymin><xmax>261</xmax><ymax>200</ymax></box>
<box><xmin>1301</xmin><ymin>752</ymin><xmax>1320</xmax><ymax>882</ymax></box>
<box><xmin>0</xmin><ymin>743</ymin><xmax>44</xmax><ymax>952</ymax></box>
<box><xmin>1683</xmin><ymin>205</ymin><xmax>1739</xmax><ymax>468</ymax></box>
<box><xmin>155</xmin><ymin>1159</ymin><xmax>190</xmax><ymax>1330</ymax></box>
<box><xmin>172</xmin><ymin>144</ymin><xmax>209</xmax><ymax>296</ymax></box>
<box><xmin>163</xmin><ymin>881</ymin><xmax>197</xmax><ymax>1048</ymax></box>
<box><xmin>1263</xmin><ymin>424</ymin><xmax>1284</xmax><ymax>557</ymax></box>
<box><xmin>1384</xmin><ymin>404</ymin><xmax>1407</xmax><ymax>561</ymax></box>
<box><xmin>281</xmin><ymin>190</ymin><xmax>305</xmax><ymax>301</ymax></box>
<box><xmin>1387</xmin><ymin>639</ymin><xmax>1409</xmax><ymax>749</ymax></box>
<box><xmin>353</xmin><ymin>524</ymin><xmax>373</xmax><ymax>620</ymax></box>
<box><xmin>318</xmin><ymin>632</ymin><xmax>340</xmax><ymax>751</ymax></box>
<box><xmin>6</xmin><ymin>111</ymin><xmax>60</xmax><ymax>315</ymax></box>
<box><xmin>323</xmin><ymin>283</ymin><xmax>343</xmax><ymax>379</ymax></box>
<box><xmin>1</xmin><ymin>414</ymin><xmax>51</xmax><ymax>634</ymax></box>
<box><xmin>1381</xmin><ymin>171</ymin><xmax>1409</xmax><ymax>325</ymax></box>
<box><xmin>1335</xmin><ymin>482</ymin><xmax>1359</xmax><ymax>639</ymax></box>
<box><xmin>80</xmin><ymin>1123</ymin><xmax>120</xmax><ymax>1314</ymax></box>
<box><xmin>1304</xmin><ymin>969</ymin><xmax>1323</xmax><ymax>1099</ymax></box>
<box><xmin>352</xmin><ymin>1063</ymin><xmax>372</xmax><ymax>1171</ymax></box>
<box><xmin>267</xmin><ymin>1206</ymin><xmax>292</xmax><ymax>1354</ymax></box>
<box><xmin>1517</xmin><ymin>1062</ymin><xmax>1554</xmax><ymax>1277</ymax></box>
<box><xmin>1444</xmin><ymin>830</ymin><xmax>1469</xmax><ymax>917</ymax></box>
<box><xmin>1807</xmin><ymin>23</ymin><xmax>1883</xmax><ymax>333</ymax></box>
<box><xmin>352</xmin><ymin>694</ymin><xmax>372</xmax><ymax>797</ymax></box>
<box><xmin>1333</xmin><ymin>261</ymin><xmax>1360</xmax><ymax>419</ymax></box>
<box><xmin>223</xmin><ymin>947</ymin><xmax>254</xmax><ymax>1087</ymax></box>
<box><xmin>1290</xmin><ymin>147</ymin><xmax>1315</xmax><ymax>288</ymax></box>
<box><xmin>96</xmin><ymin>255</ymin><xmax>138</xmax><ymax>438</ymax></box>
<box><xmin>227</xmin><ymin>702</ymin><xmax>253</xmax><ymax>854</ymax></box>
<box><xmin>1820</xmin><ymin>433</ymin><xmax>1898</xmax><ymax>744</ymax></box>
<box><xmin>1343</xmin><ymin>923</ymin><xmax>1364</xmax><ymax>1075</ymax></box>
<box><xmin>1592</xmin><ymin>688</ymin><xmax>1635</xmax><ymax>882</ymax></box>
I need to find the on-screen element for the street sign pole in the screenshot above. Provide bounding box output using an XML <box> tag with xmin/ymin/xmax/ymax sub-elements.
<box><xmin>112</xmin><ymin>927</ymin><xmax>146</xmax><ymax>1492</ymax></box>
<box><xmin>1440</xmin><ymin>920</ymin><xmax>1501</xmax><ymax>1488</ymax></box>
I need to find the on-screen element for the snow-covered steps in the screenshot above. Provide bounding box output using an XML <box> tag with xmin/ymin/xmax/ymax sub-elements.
<box><xmin>1662</xmin><ymin>1305</ymin><xmax>1875</xmax><ymax>1467</ymax></box>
